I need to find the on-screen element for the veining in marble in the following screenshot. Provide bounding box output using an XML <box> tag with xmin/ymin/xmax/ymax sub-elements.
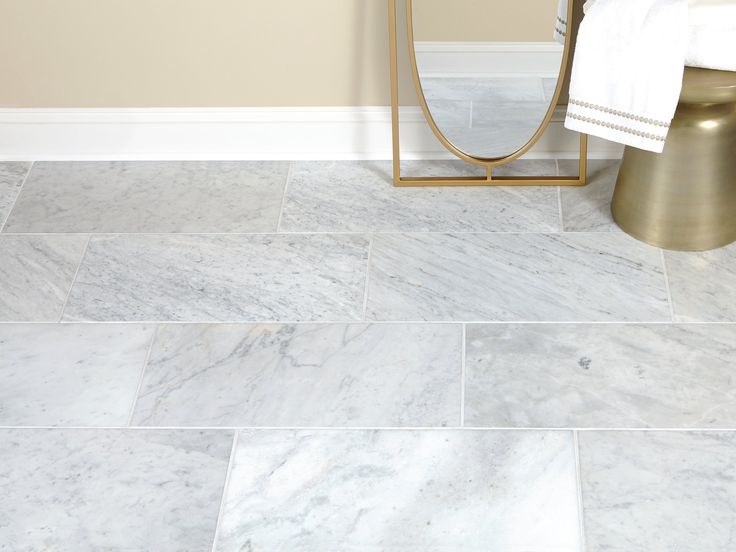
<box><xmin>0</xmin><ymin>162</ymin><xmax>31</xmax><ymax>230</ymax></box>
<box><xmin>63</xmin><ymin>234</ymin><xmax>369</xmax><ymax>322</ymax></box>
<box><xmin>0</xmin><ymin>234</ymin><xmax>88</xmax><ymax>321</ymax></box>
<box><xmin>559</xmin><ymin>159</ymin><xmax>622</xmax><ymax>232</ymax></box>
<box><xmin>133</xmin><ymin>323</ymin><xmax>461</xmax><ymax>427</ymax></box>
<box><xmin>579</xmin><ymin>431</ymin><xmax>736</xmax><ymax>551</ymax></box>
<box><xmin>280</xmin><ymin>161</ymin><xmax>560</xmax><ymax>233</ymax></box>
<box><xmin>422</xmin><ymin>77</ymin><xmax>545</xmax><ymax>102</ymax></box>
<box><xmin>0</xmin><ymin>324</ymin><xmax>154</xmax><ymax>426</ymax></box>
<box><xmin>3</xmin><ymin>161</ymin><xmax>289</xmax><ymax>233</ymax></box>
<box><xmin>0</xmin><ymin>429</ymin><xmax>232</xmax><ymax>551</ymax></box>
<box><xmin>367</xmin><ymin>232</ymin><xmax>670</xmax><ymax>321</ymax></box>
<box><xmin>665</xmin><ymin>243</ymin><xmax>736</xmax><ymax>322</ymax></box>
<box><xmin>215</xmin><ymin>429</ymin><xmax>581</xmax><ymax>551</ymax></box>
<box><xmin>465</xmin><ymin>324</ymin><xmax>736</xmax><ymax>428</ymax></box>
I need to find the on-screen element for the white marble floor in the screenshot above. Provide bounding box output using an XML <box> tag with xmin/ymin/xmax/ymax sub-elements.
<box><xmin>1</xmin><ymin>159</ymin><xmax>735</xmax><ymax>551</ymax></box>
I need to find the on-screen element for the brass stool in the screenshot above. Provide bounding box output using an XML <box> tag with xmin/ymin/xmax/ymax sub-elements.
<box><xmin>612</xmin><ymin>67</ymin><xmax>736</xmax><ymax>251</ymax></box>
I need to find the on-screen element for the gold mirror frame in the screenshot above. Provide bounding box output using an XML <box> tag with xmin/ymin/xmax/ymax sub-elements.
<box><xmin>389</xmin><ymin>0</ymin><xmax>588</xmax><ymax>187</ymax></box>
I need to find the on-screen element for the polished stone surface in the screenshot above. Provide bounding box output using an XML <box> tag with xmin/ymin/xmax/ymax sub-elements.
<box><xmin>665</xmin><ymin>243</ymin><xmax>736</xmax><ymax>322</ymax></box>
<box><xmin>0</xmin><ymin>324</ymin><xmax>154</xmax><ymax>426</ymax></box>
<box><xmin>215</xmin><ymin>430</ymin><xmax>581</xmax><ymax>551</ymax></box>
<box><xmin>422</xmin><ymin>77</ymin><xmax>546</xmax><ymax>102</ymax></box>
<box><xmin>0</xmin><ymin>162</ymin><xmax>31</xmax><ymax>230</ymax></box>
<box><xmin>367</xmin><ymin>233</ymin><xmax>670</xmax><ymax>321</ymax></box>
<box><xmin>132</xmin><ymin>323</ymin><xmax>461</xmax><ymax>427</ymax></box>
<box><xmin>281</xmin><ymin>161</ymin><xmax>560</xmax><ymax>232</ymax></box>
<box><xmin>3</xmin><ymin>161</ymin><xmax>289</xmax><ymax>233</ymax></box>
<box><xmin>0</xmin><ymin>234</ymin><xmax>88</xmax><ymax>321</ymax></box>
<box><xmin>579</xmin><ymin>431</ymin><xmax>736</xmax><ymax>551</ymax></box>
<box><xmin>63</xmin><ymin>234</ymin><xmax>370</xmax><ymax>322</ymax></box>
<box><xmin>0</xmin><ymin>429</ymin><xmax>232</xmax><ymax>551</ymax></box>
<box><xmin>465</xmin><ymin>324</ymin><xmax>736</xmax><ymax>428</ymax></box>
<box><xmin>559</xmin><ymin>159</ymin><xmax>621</xmax><ymax>232</ymax></box>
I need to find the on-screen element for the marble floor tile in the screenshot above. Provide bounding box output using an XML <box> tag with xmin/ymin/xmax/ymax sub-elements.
<box><xmin>543</xmin><ymin>78</ymin><xmax>559</xmax><ymax>101</ymax></box>
<box><xmin>471</xmin><ymin>100</ymin><xmax>550</xmax><ymax>126</ymax></box>
<box><xmin>367</xmin><ymin>233</ymin><xmax>670</xmax><ymax>322</ymax></box>
<box><xmin>579</xmin><ymin>431</ymin><xmax>736</xmax><ymax>551</ymax></box>
<box><xmin>3</xmin><ymin>161</ymin><xmax>288</xmax><ymax>233</ymax></box>
<box><xmin>425</xmin><ymin>99</ymin><xmax>472</xmax><ymax>127</ymax></box>
<box><xmin>441</xmin><ymin>125</ymin><xmax>541</xmax><ymax>159</ymax></box>
<box><xmin>215</xmin><ymin>429</ymin><xmax>581</xmax><ymax>551</ymax></box>
<box><xmin>0</xmin><ymin>234</ymin><xmax>88</xmax><ymax>321</ymax></box>
<box><xmin>280</xmin><ymin>161</ymin><xmax>560</xmax><ymax>233</ymax></box>
<box><xmin>63</xmin><ymin>234</ymin><xmax>369</xmax><ymax>322</ymax></box>
<box><xmin>665</xmin><ymin>243</ymin><xmax>736</xmax><ymax>322</ymax></box>
<box><xmin>465</xmin><ymin>324</ymin><xmax>736</xmax><ymax>428</ymax></box>
<box><xmin>422</xmin><ymin>77</ymin><xmax>545</xmax><ymax>102</ymax></box>
<box><xmin>0</xmin><ymin>162</ymin><xmax>31</xmax><ymax>230</ymax></box>
<box><xmin>0</xmin><ymin>429</ymin><xmax>232</xmax><ymax>551</ymax></box>
<box><xmin>559</xmin><ymin>159</ymin><xmax>622</xmax><ymax>232</ymax></box>
<box><xmin>0</xmin><ymin>324</ymin><xmax>154</xmax><ymax>426</ymax></box>
<box><xmin>132</xmin><ymin>323</ymin><xmax>461</xmax><ymax>427</ymax></box>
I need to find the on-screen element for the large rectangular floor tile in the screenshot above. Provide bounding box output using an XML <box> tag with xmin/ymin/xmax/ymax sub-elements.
<box><xmin>0</xmin><ymin>162</ymin><xmax>31</xmax><ymax>230</ymax></box>
<box><xmin>0</xmin><ymin>234</ymin><xmax>88</xmax><ymax>321</ymax></box>
<box><xmin>132</xmin><ymin>323</ymin><xmax>461</xmax><ymax>427</ymax></box>
<box><xmin>559</xmin><ymin>159</ymin><xmax>621</xmax><ymax>232</ymax></box>
<box><xmin>63</xmin><ymin>234</ymin><xmax>369</xmax><ymax>322</ymax></box>
<box><xmin>665</xmin><ymin>244</ymin><xmax>736</xmax><ymax>322</ymax></box>
<box><xmin>0</xmin><ymin>324</ymin><xmax>154</xmax><ymax>426</ymax></box>
<box><xmin>3</xmin><ymin>161</ymin><xmax>288</xmax><ymax>233</ymax></box>
<box><xmin>465</xmin><ymin>324</ymin><xmax>736</xmax><ymax>428</ymax></box>
<box><xmin>280</xmin><ymin>161</ymin><xmax>560</xmax><ymax>233</ymax></box>
<box><xmin>0</xmin><ymin>429</ymin><xmax>233</xmax><ymax>551</ymax></box>
<box><xmin>367</xmin><ymin>233</ymin><xmax>670</xmax><ymax>321</ymax></box>
<box><xmin>579</xmin><ymin>431</ymin><xmax>736</xmax><ymax>551</ymax></box>
<box><xmin>215</xmin><ymin>429</ymin><xmax>581</xmax><ymax>551</ymax></box>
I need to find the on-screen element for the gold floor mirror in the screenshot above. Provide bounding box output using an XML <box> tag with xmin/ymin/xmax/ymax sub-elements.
<box><xmin>389</xmin><ymin>0</ymin><xmax>588</xmax><ymax>186</ymax></box>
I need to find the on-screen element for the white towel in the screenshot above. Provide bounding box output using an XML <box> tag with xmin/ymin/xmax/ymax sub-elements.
<box><xmin>687</xmin><ymin>0</ymin><xmax>736</xmax><ymax>71</ymax></box>
<box><xmin>565</xmin><ymin>0</ymin><xmax>689</xmax><ymax>153</ymax></box>
<box><xmin>555</xmin><ymin>0</ymin><xmax>569</xmax><ymax>44</ymax></box>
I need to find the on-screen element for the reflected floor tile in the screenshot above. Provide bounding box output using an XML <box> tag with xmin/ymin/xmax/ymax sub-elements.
<box><xmin>0</xmin><ymin>429</ymin><xmax>232</xmax><ymax>551</ymax></box>
<box><xmin>367</xmin><ymin>233</ymin><xmax>670</xmax><ymax>321</ymax></box>
<box><xmin>0</xmin><ymin>235</ymin><xmax>88</xmax><ymax>321</ymax></box>
<box><xmin>465</xmin><ymin>324</ymin><xmax>736</xmax><ymax>428</ymax></box>
<box><xmin>3</xmin><ymin>161</ymin><xmax>288</xmax><ymax>233</ymax></box>
<box><xmin>63</xmin><ymin>234</ymin><xmax>369</xmax><ymax>322</ymax></box>
<box><xmin>665</xmin><ymin>244</ymin><xmax>736</xmax><ymax>322</ymax></box>
<box><xmin>422</xmin><ymin>77</ymin><xmax>545</xmax><ymax>102</ymax></box>
<box><xmin>579</xmin><ymin>431</ymin><xmax>736</xmax><ymax>551</ymax></box>
<box><xmin>0</xmin><ymin>162</ymin><xmax>31</xmax><ymax>229</ymax></box>
<box><xmin>425</xmin><ymin>99</ymin><xmax>471</xmax><ymax>127</ymax></box>
<box><xmin>281</xmin><ymin>161</ymin><xmax>560</xmax><ymax>232</ymax></box>
<box><xmin>215</xmin><ymin>430</ymin><xmax>581</xmax><ymax>552</ymax></box>
<box><xmin>441</xmin><ymin>125</ymin><xmax>538</xmax><ymax>159</ymax></box>
<box><xmin>559</xmin><ymin>159</ymin><xmax>621</xmax><ymax>232</ymax></box>
<box><xmin>132</xmin><ymin>323</ymin><xmax>462</xmax><ymax>427</ymax></box>
<box><xmin>471</xmin><ymin>100</ymin><xmax>550</xmax><ymax>127</ymax></box>
<box><xmin>0</xmin><ymin>324</ymin><xmax>154</xmax><ymax>426</ymax></box>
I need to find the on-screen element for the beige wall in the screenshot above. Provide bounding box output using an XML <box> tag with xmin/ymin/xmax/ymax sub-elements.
<box><xmin>0</xmin><ymin>0</ymin><xmax>558</xmax><ymax>108</ymax></box>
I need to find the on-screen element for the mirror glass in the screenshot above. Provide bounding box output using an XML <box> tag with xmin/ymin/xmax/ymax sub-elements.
<box><xmin>411</xmin><ymin>0</ymin><xmax>566</xmax><ymax>160</ymax></box>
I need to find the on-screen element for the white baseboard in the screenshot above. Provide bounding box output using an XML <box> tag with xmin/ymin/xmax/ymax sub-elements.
<box><xmin>0</xmin><ymin>107</ymin><xmax>622</xmax><ymax>161</ymax></box>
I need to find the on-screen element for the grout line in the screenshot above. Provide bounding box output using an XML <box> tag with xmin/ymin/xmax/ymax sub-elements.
<box><xmin>660</xmin><ymin>249</ymin><xmax>677</xmax><ymax>322</ymax></box>
<box><xmin>460</xmin><ymin>324</ymin><xmax>466</xmax><ymax>427</ymax></box>
<box><xmin>125</xmin><ymin>325</ymin><xmax>159</xmax><ymax>426</ymax></box>
<box><xmin>275</xmin><ymin>161</ymin><xmax>293</xmax><ymax>233</ymax></box>
<box><xmin>0</xmin><ymin>161</ymin><xmax>34</xmax><ymax>233</ymax></box>
<box><xmin>210</xmin><ymin>431</ymin><xmax>239</xmax><ymax>552</ymax></box>
<box><xmin>57</xmin><ymin>235</ymin><xmax>91</xmax><ymax>322</ymax></box>
<box><xmin>573</xmin><ymin>431</ymin><xmax>587</xmax><ymax>551</ymax></box>
<box><xmin>2</xmin><ymin>426</ymin><xmax>734</xmax><ymax>432</ymax></box>
<box><xmin>361</xmin><ymin>236</ymin><xmax>374</xmax><ymax>321</ymax></box>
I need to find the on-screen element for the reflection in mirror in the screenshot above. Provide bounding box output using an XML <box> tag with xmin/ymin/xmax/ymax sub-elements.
<box><xmin>411</xmin><ymin>0</ymin><xmax>566</xmax><ymax>160</ymax></box>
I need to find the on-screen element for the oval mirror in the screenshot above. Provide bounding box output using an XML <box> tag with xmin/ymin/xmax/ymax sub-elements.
<box><xmin>409</xmin><ymin>0</ymin><xmax>569</xmax><ymax>162</ymax></box>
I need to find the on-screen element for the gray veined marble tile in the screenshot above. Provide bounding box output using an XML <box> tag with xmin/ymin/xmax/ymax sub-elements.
<box><xmin>0</xmin><ymin>234</ymin><xmax>88</xmax><ymax>321</ymax></box>
<box><xmin>0</xmin><ymin>161</ymin><xmax>31</xmax><ymax>230</ymax></box>
<box><xmin>422</xmin><ymin>77</ymin><xmax>545</xmax><ymax>102</ymax></box>
<box><xmin>471</xmin><ymin>100</ymin><xmax>551</xmax><ymax>126</ymax></box>
<box><xmin>63</xmin><ymin>234</ymin><xmax>369</xmax><ymax>322</ymax></box>
<box><xmin>559</xmin><ymin>159</ymin><xmax>622</xmax><ymax>232</ymax></box>
<box><xmin>215</xmin><ymin>430</ymin><xmax>581</xmax><ymax>552</ymax></box>
<box><xmin>579</xmin><ymin>431</ymin><xmax>736</xmax><ymax>552</ymax></box>
<box><xmin>132</xmin><ymin>323</ymin><xmax>461</xmax><ymax>427</ymax></box>
<box><xmin>425</xmin><ymin>99</ymin><xmax>472</xmax><ymax>127</ymax></box>
<box><xmin>465</xmin><ymin>324</ymin><xmax>736</xmax><ymax>429</ymax></box>
<box><xmin>3</xmin><ymin>161</ymin><xmax>289</xmax><ymax>233</ymax></box>
<box><xmin>0</xmin><ymin>429</ymin><xmax>232</xmax><ymax>551</ymax></box>
<box><xmin>280</xmin><ymin>161</ymin><xmax>560</xmax><ymax>233</ymax></box>
<box><xmin>440</xmin><ymin>125</ymin><xmax>542</xmax><ymax>160</ymax></box>
<box><xmin>543</xmin><ymin>78</ymin><xmax>559</xmax><ymax>101</ymax></box>
<box><xmin>665</xmin><ymin>243</ymin><xmax>736</xmax><ymax>322</ymax></box>
<box><xmin>367</xmin><ymin>232</ymin><xmax>670</xmax><ymax>322</ymax></box>
<box><xmin>0</xmin><ymin>324</ymin><xmax>154</xmax><ymax>426</ymax></box>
